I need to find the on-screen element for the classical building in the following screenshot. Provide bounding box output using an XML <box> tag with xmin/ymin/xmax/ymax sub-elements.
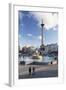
<box><xmin>44</xmin><ymin>43</ymin><xmax>58</xmax><ymax>54</ymax></box>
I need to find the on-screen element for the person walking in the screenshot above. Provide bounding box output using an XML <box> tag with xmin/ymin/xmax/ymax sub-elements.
<box><xmin>29</xmin><ymin>67</ymin><xmax>31</xmax><ymax>75</ymax></box>
<box><xmin>33</xmin><ymin>67</ymin><xmax>35</xmax><ymax>75</ymax></box>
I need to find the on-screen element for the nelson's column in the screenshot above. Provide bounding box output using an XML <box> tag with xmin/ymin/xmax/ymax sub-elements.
<box><xmin>40</xmin><ymin>20</ymin><xmax>45</xmax><ymax>55</ymax></box>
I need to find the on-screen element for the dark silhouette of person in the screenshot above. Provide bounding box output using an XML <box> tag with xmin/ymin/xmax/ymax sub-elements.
<box><xmin>51</xmin><ymin>61</ymin><xmax>52</xmax><ymax>64</ymax></box>
<box><xmin>29</xmin><ymin>67</ymin><xmax>31</xmax><ymax>75</ymax></box>
<box><xmin>33</xmin><ymin>67</ymin><xmax>35</xmax><ymax>75</ymax></box>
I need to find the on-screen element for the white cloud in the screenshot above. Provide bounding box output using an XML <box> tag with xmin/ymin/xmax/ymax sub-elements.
<box><xmin>20</xmin><ymin>23</ymin><xmax>23</xmax><ymax>26</ymax></box>
<box><xmin>38</xmin><ymin>36</ymin><xmax>42</xmax><ymax>40</ymax></box>
<box><xmin>18</xmin><ymin>34</ymin><xmax>22</xmax><ymax>48</ymax></box>
<box><xmin>19</xmin><ymin>11</ymin><xmax>23</xmax><ymax>20</ymax></box>
<box><xmin>27</xmin><ymin>33</ymin><xmax>32</xmax><ymax>37</ymax></box>
<box><xmin>53</xmin><ymin>25</ymin><xmax>58</xmax><ymax>31</ymax></box>
<box><xmin>53</xmin><ymin>27</ymin><xmax>57</xmax><ymax>31</ymax></box>
<box><xmin>29</xmin><ymin>12</ymin><xmax>58</xmax><ymax>30</ymax></box>
<box><xmin>18</xmin><ymin>34</ymin><xmax>22</xmax><ymax>39</ymax></box>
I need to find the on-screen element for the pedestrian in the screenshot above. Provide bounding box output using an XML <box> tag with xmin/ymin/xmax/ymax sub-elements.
<box><xmin>33</xmin><ymin>67</ymin><xmax>35</xmax><ymax>75</ymax></box>
<box><xmin>29</xmin><ymin>67</ymin><xmax>31</xmax><ymax>75</ymax></box>
<box><xmin>51</xmin><ymin>61</ymin><xmax>52</xmax><ymax>64</ymax></box>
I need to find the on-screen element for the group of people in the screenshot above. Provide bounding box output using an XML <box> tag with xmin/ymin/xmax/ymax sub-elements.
<box><xmin>29</xmin><ymin>67</ymin><xmax>35</xmax><ymax>75</ymax></box>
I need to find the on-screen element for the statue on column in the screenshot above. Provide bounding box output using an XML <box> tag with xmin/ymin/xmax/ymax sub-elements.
<box><xmin>40</xmin><ymin>20</ymin><xmax>45</xmax><ymax>55</ymax></box>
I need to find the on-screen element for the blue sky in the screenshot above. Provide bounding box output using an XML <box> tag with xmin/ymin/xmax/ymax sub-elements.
<box><xmin>18</xmin><ymin>11</ymin><xmax>58</xmax><ymax>48</ymax></box>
